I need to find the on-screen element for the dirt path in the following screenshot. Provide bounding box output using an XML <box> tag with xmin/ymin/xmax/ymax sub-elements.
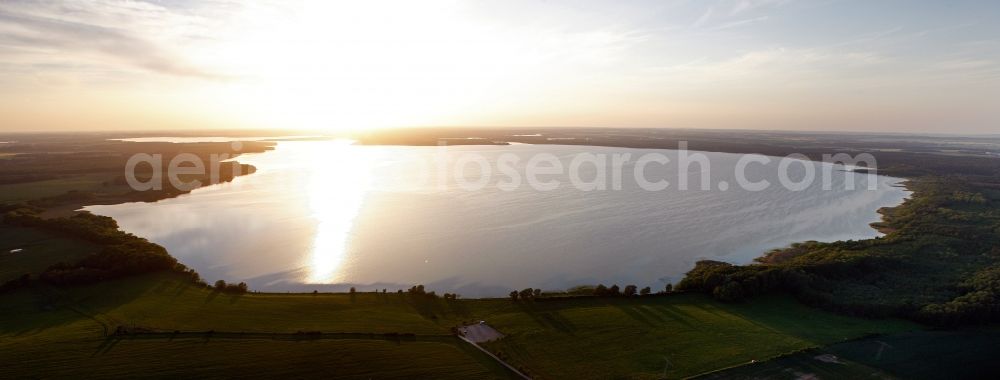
<box><xmin>458</xmin><ymin>322</ymin><xmax>504</xmax><ymax>343</ymax></box>
<box><xmin>457</xmin><ymin>322</ymin><xmax>530</xmax><ymax>379</ymax></box>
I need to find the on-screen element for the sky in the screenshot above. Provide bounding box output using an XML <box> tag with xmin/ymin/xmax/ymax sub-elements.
<box><xmin>0</xmin><ymin>0</ymin><xmax>998</xmax><ymax>133</ymax></box>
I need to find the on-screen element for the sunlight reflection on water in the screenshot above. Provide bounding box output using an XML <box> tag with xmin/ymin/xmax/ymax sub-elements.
<box><xmin>305</xmin><ymin>140</ymin><xmax>378</xmax><ymax>283</ymax></box>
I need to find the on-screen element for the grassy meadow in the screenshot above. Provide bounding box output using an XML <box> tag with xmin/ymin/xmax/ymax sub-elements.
<box><xmin>471</xmin><ymin>294</ymin><xmax>917</xmax><ymax>378</ymax></box>
<box><xmin>0</xmin><ymin>272</ymin><xmax>920</xmax><ymax>379</ymax></box>
<box><xmin>702</xmin><ymin>329</ymin><xmax>1000</xmax><ymax>379</ymax></box>
<box><xmin>0</xmin><ymin>175</ymin><xmax>111</xmax><ymax>203</ymax></box>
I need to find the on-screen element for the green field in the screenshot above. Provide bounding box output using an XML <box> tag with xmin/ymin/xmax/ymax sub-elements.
<box><xmin>0</xmin><ymin>273</ymin><xmax>920</xmax><ymax>379</ymax></box>
<box><xmin>0</xmin><ymin>175</ymin><xmax>110</xmax><ymax>203</ymax></box>
<box><xmin>696</xmin><ymin>347</ymin><xmax>893</xmax><ymax>379</ymax></box>
<box><xmin>0</xmin><ymin>226</ymin><xmax>98</xmax><ymax>282</ymax></box>
<box><xmin>0</xmin><ymin>275</ymin><xmax>517</xmax><ymax>379</ymax></box>
<box><xmin>1</xmin><ymin>333</ymin><xmax>509</xmax><ymax>379</ymax></box>
<box><xmin>472</xmin><ymin>294</ymin><xmax>917</xmax><ymax>378</ymax></box>
<box><xmin>824</xmin><ymin>330</ymin><xmax>1000</xmax><ymax>379</ymax></box>
<box><xmin>702</xmin><ymin>329</ymin><xmax>1000</xmax><ymax>379</ymax></box>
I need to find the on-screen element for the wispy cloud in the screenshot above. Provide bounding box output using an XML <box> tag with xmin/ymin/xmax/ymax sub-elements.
<box><xmin>692</xmin><ymin>7</ymin><xmax>714</xmax><ymax>28</ymax></box>
<box><xmin>650</xmin><ymin>47</ymin><xmax>893</xmax><ymax>88</ymax></box>
<box><xmin>692</xmin><ymin>0</ymin><xmax>789</xmax><ymax>30</ymax></box>
<box><xmin>712</xmin><ymin>16</ymin><xmax>769</xmax><ymax>31</ymax></box>
<box><xmin>730</xmin><ymin>0</ymin><xmax>793</xmax><ymax>15</ymax></box>
<box><xmin>0</xmin><ymin>1</ymin><xmax>228</xmax><ymax>79</ymax></box>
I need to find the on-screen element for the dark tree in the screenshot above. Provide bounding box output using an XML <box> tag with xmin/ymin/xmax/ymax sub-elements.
<box><xmin>623</xmin><ymin>285</ymin><xmax>638</xmax><ymax>297</ymax></box>
<box><xmin>407</xmin><ymin>285</ymin><xmax>427</xmax><ymax>295</ymax></box>
<box><xmin>519</xmin><ymin>288</ymin><xmax>534</xmax><ymax>300</ymax></box>
<box><xmin>640</xmin><ymin>286</ymin><xmax>651</xmax><ymax>296</ymax></box>
<box><xmin>608</xmin><ymin>284</ymin><xmax>621</xmax><ymax>296</ymax></box>
<box><xmin>509</xmin><ymin>290</ymin><xmax>519</xmax><ymax>301</ymax></box>
<box><xmin>594</xmin><ymin>284</ymin><xmax>608</xmax><ymax>296</ymax></box>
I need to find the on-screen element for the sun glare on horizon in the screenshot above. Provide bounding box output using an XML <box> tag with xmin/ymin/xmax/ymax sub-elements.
<box><xmin>1</xmin><ymin>1</ymin><xmax>998</xmax><ymax>132</ymax></box>
<box><xmin>196</xmin><ymin>1</ymin><xmax>543</xmax><ymax>132</ymax></box>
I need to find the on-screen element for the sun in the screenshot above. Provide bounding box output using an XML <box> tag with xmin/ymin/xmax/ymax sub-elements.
<box><xmin>194</xmin><ymin>0</ymin><xmax>531</xmax><ymax>133</ymax></box>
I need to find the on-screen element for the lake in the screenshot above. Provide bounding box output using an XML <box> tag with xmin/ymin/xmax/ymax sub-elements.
<box><xmin>86</xmin><ymin>140</ymin><xmax>910</xmax><ymax>296</ymax></box>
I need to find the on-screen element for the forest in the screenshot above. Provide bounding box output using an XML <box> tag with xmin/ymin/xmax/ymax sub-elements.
<box><xmin>677</xmin><ymin>174</ymin><xmax>1000</xmax><ymax>325</ymax></box>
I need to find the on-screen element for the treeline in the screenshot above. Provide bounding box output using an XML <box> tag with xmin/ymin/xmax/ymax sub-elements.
<box><xmin>397</xmin><ymin>284</ymin><xmax>459</xmax><ymax>300</ymax></box>
<box><xmin>592</xmin><ymin>284</ymin><xmax>661</xmax><ymax>297</ymax></box>
<box><xmin>1</xmin><ymin>206</ymin><xmax>198</xmax><ymax>287</ymax></box>
<box><xmin>677</xmin><ymin>260</ymin><xmax>832</xmax><ymax>304</ymax></box>
<box><xmin>213</xmin><ymin>280</ymin><xmax>249</xmax><ymax>295</ymax></box>
<box><xmin>508</xmin><ymin>284</ymin><xmax>674</xmax><ymax>302</ymax></box>
<box><xmin>676</xmin><ymin>175</ymin><xmax>1000</xmax><ymax>326</ymax></box>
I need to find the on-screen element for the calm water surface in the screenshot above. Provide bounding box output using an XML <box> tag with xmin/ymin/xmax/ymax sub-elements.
<box><xmin>86</xmin><ymin>140</ymin><xmax>910</xmax><ymax>296</ymax></box>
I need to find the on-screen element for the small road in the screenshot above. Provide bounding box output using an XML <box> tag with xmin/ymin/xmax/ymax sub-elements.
<box><xmin>457</xmin><ymin>322</ymin><xmax>531</xmax><ymax>380</ymax></box>
<box><xmin>457</xmin><ymin>322</ymin><xmax>504</xmax><ymax>343</ymax></box>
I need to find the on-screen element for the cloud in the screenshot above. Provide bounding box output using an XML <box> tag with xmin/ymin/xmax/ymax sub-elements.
<box><xmin>0</xmin><ymin>3</ymin><xmax>225</xmax><ymax>79</ymax></box>
<box><xmin>692</xmin><ymin>7</ymin><xmax>714</xmax><ymax>28</ymax></box>
<box><xmin>692</xmin><ymin>0</ymin><xmax>787</xmax><ymax>30</ymax></box>
<box><xmin>649</xmin><ymin>47</ymin><xmax>894</xmax><ymax>89</ymax></box>
<box><xmin>712</xmin><ymin>16</ymin><xmax>769</xmax><ymax>31</ymax></box>
<box><xmin>730</xmin><ymin>0</ymin><xmax>793</xmax><ymax>15</ymax></box>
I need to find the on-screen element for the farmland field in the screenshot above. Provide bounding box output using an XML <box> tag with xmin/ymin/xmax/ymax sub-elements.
<box><xmin>701</xmin><ymin>329</ymin><xmax>1000</xmax><ymax>379</ymax></box>
<box><xmin>0</xmin><ymin>175</ymin><xmax>110</xmax><ymax>203</ymax></box>
<box><xmin>0</xmin><ymin>273</ymin><xmax>919</xmax><ymax>379</ymax></box>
